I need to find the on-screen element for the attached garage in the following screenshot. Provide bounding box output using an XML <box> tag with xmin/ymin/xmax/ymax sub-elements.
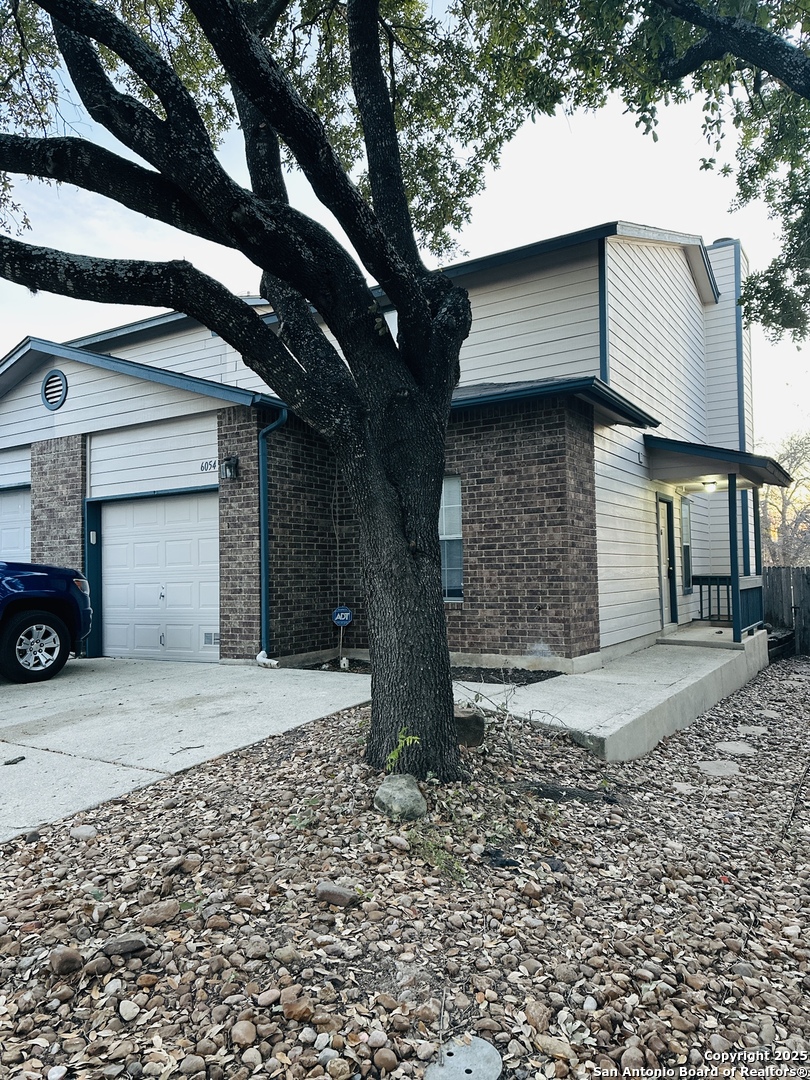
<box><xmin>0</xmin><ymin>487</ymin><xmax>31</xmax><ymax>561</ymax></box>
<box><xmin>0</xmin><ymin>330</ymin><xmax>291</xmax><ymax>666</ymax></box>
<box><xmin>100</xmin><ymin>492</ymin><xmax>220</xmax><ymax>661</ymax></box>
<box><xmin>1</xmin><ymin>448</ymin><xmax>32</xmax><ymax>561</ymax></box>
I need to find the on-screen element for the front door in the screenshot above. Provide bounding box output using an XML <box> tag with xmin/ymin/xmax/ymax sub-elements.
<box><xmin>657</xmin><ymin>496</ymin><xmax>677</xmax><ymax>627</ymax></box>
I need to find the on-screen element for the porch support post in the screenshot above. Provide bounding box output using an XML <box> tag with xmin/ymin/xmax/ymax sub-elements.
<box><xmin>752</xmin><ymin>488</ymin><xmax>762</xmax><ymax>575</ymax></box>
<box><xmin>728</xmin><ymin>473</ymin><xmax>742</xmax><ymax>642</ymax></box>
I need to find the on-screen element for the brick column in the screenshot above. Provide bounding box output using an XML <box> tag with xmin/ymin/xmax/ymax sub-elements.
<box><xmin>218</xmin><ymin>407</ymin><xmax>263</xmax><ymax>660</ymax></box>
<box><xmin>30</xmin><ymin>435</ymin><xmax>87</xmax><ymax>571</ymax></box>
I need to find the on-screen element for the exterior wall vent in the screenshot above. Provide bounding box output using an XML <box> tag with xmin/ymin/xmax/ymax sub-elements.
<box><xmin>41</xmin><ymin>369</ymin><xmax>69</xmax><ymax>411</ymax></box>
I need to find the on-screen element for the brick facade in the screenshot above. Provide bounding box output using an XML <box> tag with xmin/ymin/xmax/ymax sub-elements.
<box><xmin>24</xmin><ymin>400</ymin><xmax>600</xmax><ymax>668</ymax></box>
<box><xmin>443</xmin><ymin>397</ymin><xmax>600</xmax><ymax>663</ymax></box>
<box><xmin>30</xmin><ymin>434</ymin><xmax>86</xmax><ymax>572</ymax></box>
<box><xmin>258</xmin><ymin>396</ymin><xmax>600</xmax><ymax>667</ymax></box>
<box><xmin>217</xmin><ymin>406</ymin><xmax>264</xmax><ymax>660</ymax></box>
<box><xmin>265</xmin><ymin>415</ymin><xmax>365</xmax><ymax>659</ymax></box>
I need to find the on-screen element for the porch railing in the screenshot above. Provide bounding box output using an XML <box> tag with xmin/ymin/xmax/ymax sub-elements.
<box><xmin>692</xmin><ymin>575</ymin><xmax>764</xmax><ymax>643</ymax></box>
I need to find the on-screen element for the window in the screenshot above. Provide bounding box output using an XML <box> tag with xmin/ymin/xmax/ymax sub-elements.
<box><xmin>439</xmin><ymin>476</ymin><xmax>463</xmax><ymax>601</ymax></box>
<box><xmin>681</xmin><ymin>499</ymin><xmax>693</xmax><ymax>594</ymax></box>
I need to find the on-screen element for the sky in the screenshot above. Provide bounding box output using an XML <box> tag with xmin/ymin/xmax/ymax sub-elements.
<box><xmin>0</xmin><ymin>94</ymin><xmax>807</xmax><ymax>447</ymax></box>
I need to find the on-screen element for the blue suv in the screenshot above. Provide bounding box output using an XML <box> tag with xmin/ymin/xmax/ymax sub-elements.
<box><xmin>0</xmin><ymin>561</ymin><xmax>93</xmax><ymax>682</ymax></box>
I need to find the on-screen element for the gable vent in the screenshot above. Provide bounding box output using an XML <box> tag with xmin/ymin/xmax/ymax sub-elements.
<box><xmin>41</xmin><ymin>369</ymin><xmax>68</xmax><ymax>411</ymax></box>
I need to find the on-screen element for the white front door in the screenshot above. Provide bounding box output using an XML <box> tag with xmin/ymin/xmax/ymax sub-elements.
<box><xmin>101</xmin><ymin>493</ymin><xmax>219</xmax><ymax>662</ymax></box>
<box><xmin>0</xmin><ymin>488</ymin><xmax>31</xmax><ymax>561</ymax></box>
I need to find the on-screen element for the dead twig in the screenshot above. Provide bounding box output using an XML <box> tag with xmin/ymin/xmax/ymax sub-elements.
<box><xmin>782</xmin><ymin>760</ymin><xmax>810</xmax><ymax>837</ymax></box>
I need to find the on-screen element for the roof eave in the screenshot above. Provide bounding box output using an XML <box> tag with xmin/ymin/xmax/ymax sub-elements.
<box><xmin>451</xmin><ymin>377</ymin><xmax>660</xmax><ymax>429</ymax></box>
<box><xmin>644</xmin><ymin>435</ymin><xmax>792</xmax><ymax>488</ymax></box>
<box><xmin>0</xmin><ymin>337</ymin><xmax>281</xmax><ymax>410</ymax></box>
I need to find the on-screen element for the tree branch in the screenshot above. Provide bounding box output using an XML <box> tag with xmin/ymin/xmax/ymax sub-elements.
<box><xmin>346</xmin><ymin>0</ymin><xmax>422</xmax><ymax>269</ymax></box>
<box><xmin>0</xmin><ymin>234</ymin><xmax>361</xmax><ymax>435</ymax></box>
<box><xmin>652</xmin><ymin>0</ymin><xmax>810</xmax><ymax>100</ymax></box>
<box><xmin>38</xmin><ymin>0</ymin><xmax>210</xmax><ymax>142</ymax></box>
<box><xmin>233</xmin><ymin>86</ymin><xmax>288</xmax><ymax>204</ymax></box>
<box><xmin>658</xmin><ymin>31</ymin><xmax>730</xmax><ymax>81</ymax></box>
<box><xmin>48</xmin><ymin>20</ymin><xmax>390</xmax><ymax>362</ymax></box>
<box><xmin>184</xmin><ymin>0</ymin><xmax>431</xmax><ymax>321</ymax></box>
<box><xmin>245</xmin><ymin>0</ymin><xmax>292</xmax><ymax>37</ymax></box>
<box><xmin>0</xmin><ymin>133</ymin><xmax>226</xmax><ymax>245</ymax></box>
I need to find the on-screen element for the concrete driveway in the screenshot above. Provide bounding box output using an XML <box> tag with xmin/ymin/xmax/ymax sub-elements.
<box><xmin>0</xmin><ymin>657</ymin><xmax>371</xmax><ymax>842</ymax></box>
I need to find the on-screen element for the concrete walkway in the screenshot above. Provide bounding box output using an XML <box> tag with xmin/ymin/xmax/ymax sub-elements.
<box><xmin>453</xmin><ymin>627</ymin><xmax>770</xmax><ymax>761</ymax></box>
<box><xmin>0</xmin><ymin>659</ymin><xmax>372</xmax><ymax>843</ymax></box>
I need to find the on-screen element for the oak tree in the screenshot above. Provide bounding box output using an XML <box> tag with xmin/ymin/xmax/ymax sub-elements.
<box><xmin>0</xmin><ymin>0</ymin><xmax>531</xmax><ymax>779</ymax></box>
<box><xmin>455</xmin><ymin>0</ymin><xmax>810</xmax><ymax>337</ymax></box>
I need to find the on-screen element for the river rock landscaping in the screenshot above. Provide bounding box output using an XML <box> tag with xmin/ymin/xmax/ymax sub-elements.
<box><xmin>0</xmin><ymin>656</ymin><xmax>808</xmax><ymax>1080</ymax></box>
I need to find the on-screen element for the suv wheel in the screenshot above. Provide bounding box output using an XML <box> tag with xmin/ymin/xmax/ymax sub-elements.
<box><xmin>0</xmin><ymin>610</ymin><xmax>71</xmax><ymax>683</ymax></box>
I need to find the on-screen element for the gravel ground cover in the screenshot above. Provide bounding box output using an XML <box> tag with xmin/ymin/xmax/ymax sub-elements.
<box><xmin>1</xmin><ymin>655</ymin><xmax>808</xmax><ymax>1080</ymax></box>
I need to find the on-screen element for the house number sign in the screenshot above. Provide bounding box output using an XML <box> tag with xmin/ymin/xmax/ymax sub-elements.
<box><xmin>200</xmin><ymin>459</ymin><xmax>219</xmax><ymax>473</ymax></box>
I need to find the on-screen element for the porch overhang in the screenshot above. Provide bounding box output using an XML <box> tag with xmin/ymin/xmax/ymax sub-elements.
<box><xmin>453</xmin><ymin>377</ymin><xmax>660</xmax><ymax>428</ymax></box>
<box><xmin>644</xmin><ymin>435</ymin><xmax>792</xmax><ymax>490</ymax></box>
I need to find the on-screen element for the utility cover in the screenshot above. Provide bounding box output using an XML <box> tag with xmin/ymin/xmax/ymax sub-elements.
<box><xmin>424</xmin><ymin>1038</ymin><xmax>502</xmax><ymax>1080</ymax></box>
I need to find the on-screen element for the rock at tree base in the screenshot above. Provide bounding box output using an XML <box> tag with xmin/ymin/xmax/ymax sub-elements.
<box><xmin>374</xmin><ymin>774</ymin><xmax>427</xmax><ymax>820</ymax></box>
<box><xmin>454</xmin><ymin>706</ymin><xmax>486</xmax><ymax>746</ymax></box>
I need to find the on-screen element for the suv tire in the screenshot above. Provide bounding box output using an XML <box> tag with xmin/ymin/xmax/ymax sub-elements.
<box><xmin>0</xmin><ymin>610</ymin><xmax>71</xmax><ymax>683</ymax></box>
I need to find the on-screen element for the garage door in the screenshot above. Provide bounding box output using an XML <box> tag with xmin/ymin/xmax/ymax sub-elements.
<box><xmin>101</xmin><ymin>493</ymin><xmax>219</xmax><ymax>662</ymax></box>
<box><xmin>0</xmin><ymin>489</ymin><xmax>31</xmax><ymax>561</ymax></box>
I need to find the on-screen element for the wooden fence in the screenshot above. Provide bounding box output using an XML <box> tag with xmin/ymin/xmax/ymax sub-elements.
<box><xmin>763</xmin><ymin>566</ymin><xmax>810</xmax><ymax>654</ymax></box>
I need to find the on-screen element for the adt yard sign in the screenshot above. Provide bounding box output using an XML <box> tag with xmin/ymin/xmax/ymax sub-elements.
<box><xmin>332</xmin><ymin>606</ymin><xmax>353</xmax><ymax>627</ymax></box>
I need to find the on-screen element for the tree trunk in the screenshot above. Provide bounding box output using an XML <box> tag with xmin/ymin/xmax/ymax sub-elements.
<box><xmin>338</xmin><ymin>401</ymin><xmax>463</xmax><ymax>782</ymax></box>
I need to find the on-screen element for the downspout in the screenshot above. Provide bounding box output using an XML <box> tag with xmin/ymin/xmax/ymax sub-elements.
<box><xmin>258</xmin><ymin>408</ymin><xmax>288</xmax><ymax>655</ymax></box>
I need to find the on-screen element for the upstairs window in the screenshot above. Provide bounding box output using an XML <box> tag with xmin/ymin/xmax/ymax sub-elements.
<box><xmin>439</xmin><ymin>476</ymin><xmax>463</xmax><ymax>601</ymax></box>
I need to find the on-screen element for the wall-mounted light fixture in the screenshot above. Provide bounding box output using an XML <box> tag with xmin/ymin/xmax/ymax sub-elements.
<box><xmin>219</xmin><ymin>455</ymin><xmax>240</xmax><ymax>481</ymax></box>
<box><xmin>703</xmin><ymin>481</ymin><xmax>717</xmax><ymax>493</ymax></box>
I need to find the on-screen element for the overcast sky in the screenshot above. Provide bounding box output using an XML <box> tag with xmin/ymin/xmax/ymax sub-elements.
<box><xmin>0</xmin><ymin>94</ymin><xmax>805</xmax><ymax>446</ymax></box>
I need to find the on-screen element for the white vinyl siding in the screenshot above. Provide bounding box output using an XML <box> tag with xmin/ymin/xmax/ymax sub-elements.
<box><xmin>704</xmin><ymin>243</ymin><xmax>744</xmax><ymax>450</ymax></box>
<box><xmin>0</xmin><ymin>445</ymin><xmax>31</xmax><ymax>486</ymax></box>
<box><xmin>0</xmin><ymin>487</ymin><xmax>31</xmax><ymax>561</ymax></box>
<box><xmin>89</xmin><ymin>415</ymin><xmax>219</xmax><ymax>498</ymax></box>
<box><xmin>0</xmin><ymin>356</ymin><xmax>223</xmax><ymax>450</ymax></box>
<box><xmin>606</xmin><ymin>239</ymin><xmax>706</xmax><ymax>442</ymax></box>
<box><xmin>595</xmin><ymin>427</ymin><xmax>662</xmax><ymax>646</ymax></box>
<box><xmin>100</xmin><ymin>312</ymin><xmax>281</xmax><ymax>398</ymax></box>
<box><xmin>596</xmin><ymin>425</ymin><xmax>704</xmax><ymax>648</ymax></box>
<box><xmin>101</xmin><ymin>492</ymin><xmax>219</xmax><ymax>662</ymax></box>
<box><xmin>596</xmin><ymin>238</ymin><xmax>716</xmax><ymax>649</ymax></box>
<box><xmin>457</xmin><ymin>245</ymin><xmax>601</xmax><ymax>385</ymax></box>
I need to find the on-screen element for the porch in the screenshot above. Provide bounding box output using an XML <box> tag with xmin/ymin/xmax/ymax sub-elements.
<box><xmin>645</xmin><ymin>435</ymin><xmax>791</xmax><ymax>643</ymax></box>
<box><xmin>454</xmin><ymin>625</ymin><xmax>769</xmax><ymax>761</ymax></box>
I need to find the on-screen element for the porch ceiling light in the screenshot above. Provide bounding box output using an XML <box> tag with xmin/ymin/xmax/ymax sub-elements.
<box><xmin>219</xmin><ymin>455</ymin><xmax>240</xmax><ymax>481</ymax></box>
<box><xmin>703</xmin><ymin>481</ymin><xmax>717</xmax><ymax>493</ymax></box>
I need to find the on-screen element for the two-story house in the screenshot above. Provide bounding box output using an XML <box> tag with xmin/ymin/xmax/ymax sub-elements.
<box><xmin>0</xmin><ymin>222</ymin><xmax>789</xmax><ymax>673</ymax></box>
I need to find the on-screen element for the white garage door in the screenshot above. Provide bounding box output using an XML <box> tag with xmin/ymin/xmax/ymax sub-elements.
<box><xmin>101</xmin><ymin>493</ymin><xmax>220</xmax><ymax>662</ymax></box>
<box><xmin>0</xmin><ymin>489</ymin><xmax>31</xmax><ymax>561</ymax></box>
